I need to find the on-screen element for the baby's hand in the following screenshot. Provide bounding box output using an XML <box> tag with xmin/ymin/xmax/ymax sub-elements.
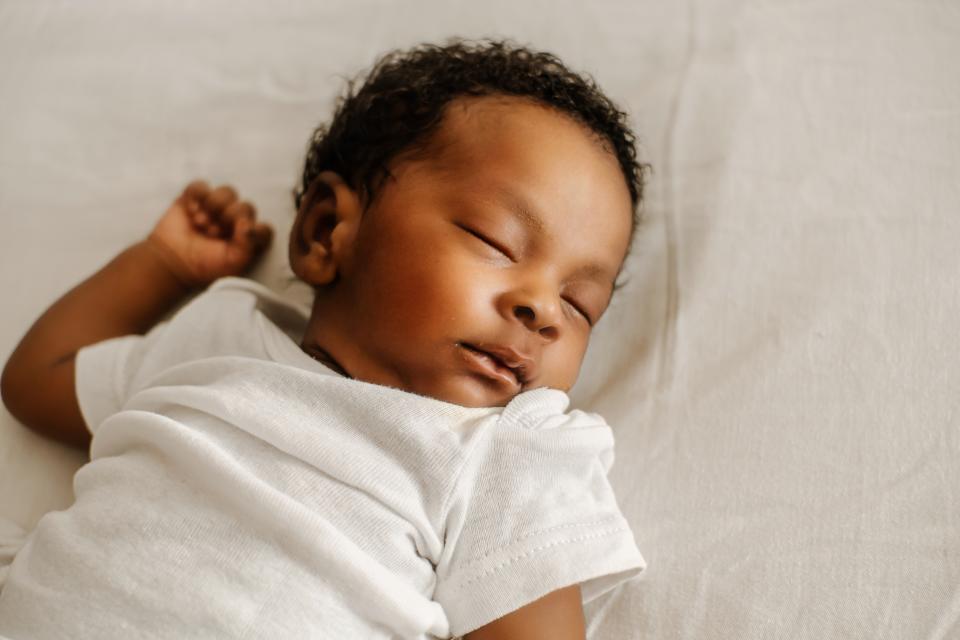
<box><xmin>146</xmin><ymin>180</ymin><xmax>274</xmax><ymax>288</ymax></box>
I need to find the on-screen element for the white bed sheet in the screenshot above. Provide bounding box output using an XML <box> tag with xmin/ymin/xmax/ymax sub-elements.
<box><xmin>1</xmin><ymin>1</ymin><xmax>958</xmax><ymax>638</ymax></box>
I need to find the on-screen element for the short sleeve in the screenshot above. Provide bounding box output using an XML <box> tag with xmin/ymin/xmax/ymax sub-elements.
<box><xmin>74</xmin><ymin>319</ymin><xmax>170</xmax><ymax>434</ymax></box>
<box><xmin>434</xmin><ymin>388</ymin><xmax>646</xmax><ymax>637</ymax></box>
<box><xmin>72</xmin><ymin>276</ymin><xmax>309</xmax><ymax>435</ymax></box>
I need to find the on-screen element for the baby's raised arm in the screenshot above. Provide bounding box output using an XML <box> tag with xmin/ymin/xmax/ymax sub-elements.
<box><xmin>0</xmin><ymin>181</ymin><xmax>272</xmax><ymax>448</ymax></box>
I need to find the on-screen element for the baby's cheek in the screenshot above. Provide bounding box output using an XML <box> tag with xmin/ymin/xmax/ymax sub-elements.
<box><xmin>368</xmin><ymin>257</ymin><xmax>473</xmax><ymax>335</ymax></box>
<box><xmin>405</xmin><ymin>252</ymin><xmax>485</xmax><ymax>308</ymax></box>
<box><xmin>540</xmin><ymin>341</ymin><xmax>587</xmax><ymax>391</ymax></box>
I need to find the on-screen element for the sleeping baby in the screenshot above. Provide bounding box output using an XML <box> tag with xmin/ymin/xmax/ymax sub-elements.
<box><xmin>0</xmin><ymin>39</ymin><xmax>646</xmax><ymax>639</ymax></box>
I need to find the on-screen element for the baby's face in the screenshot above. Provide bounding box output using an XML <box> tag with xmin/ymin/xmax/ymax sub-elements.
<box><xmin>295</xmin><ymin>96</ymin><xmax>633</xmax><ymax>407</ymax></box>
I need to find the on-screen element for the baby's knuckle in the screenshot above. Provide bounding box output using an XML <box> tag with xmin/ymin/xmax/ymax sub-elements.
<box><xmin>185</xmin><ymin>179</ymin><xmax>210</xmax><ymax>195</ymax></box>
<box><xmin>216</xmin><ymin>185</ymin><xmax>238</xmax><ymax>200</ymax></box>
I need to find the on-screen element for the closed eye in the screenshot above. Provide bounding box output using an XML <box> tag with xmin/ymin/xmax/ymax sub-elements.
<box><xmin>457</xmin><ymin>224</ymin><xmax>515</xmax><ymax>261</ymax></box>
<box><xmin>564</xmin><ymin>297</ymin><xmax>593</xmax><ymax>326</ymax></box>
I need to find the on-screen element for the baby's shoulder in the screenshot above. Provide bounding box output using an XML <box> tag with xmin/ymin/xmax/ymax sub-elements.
<box><xmin>143</xmin><ymin>277</ymin><xmax>278</xmax><ymax>365</ymax></box>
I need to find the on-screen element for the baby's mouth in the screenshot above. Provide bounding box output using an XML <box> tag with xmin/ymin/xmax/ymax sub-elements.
<box><xmin>458</xmin><ymin>342</ymin><xmax>527</xmax><ymax>387</ymax></box>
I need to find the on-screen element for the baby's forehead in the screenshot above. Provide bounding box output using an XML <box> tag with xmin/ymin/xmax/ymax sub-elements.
<box><xmin>409</xmin><ymin>95</ymin><xmax>621</xmax><ymax>180</ymax></box>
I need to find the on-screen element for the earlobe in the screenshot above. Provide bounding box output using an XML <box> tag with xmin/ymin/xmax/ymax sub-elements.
<box><xmin>288</xmin><ymin>171</ymin><xmax>362</xmax><ymax>287</ymax></box>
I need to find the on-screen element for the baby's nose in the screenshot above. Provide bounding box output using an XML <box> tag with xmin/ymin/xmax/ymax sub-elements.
<box><xmin>513</xmin><ymin>303</ymin><xmax>560</xmax><ymax>340</ymax></box>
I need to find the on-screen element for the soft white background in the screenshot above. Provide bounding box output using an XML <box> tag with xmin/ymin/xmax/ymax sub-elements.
<box><xmin>1</xmin><ymin>1</ymin><xmax>958</xmax><ymax>638</ymax></box>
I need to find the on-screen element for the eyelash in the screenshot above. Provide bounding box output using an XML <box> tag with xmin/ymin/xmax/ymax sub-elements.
<box><xmin>458</xmin><ymin>223</ymin><xmax>594</xmax><ymax>326</ymax></box>
<box><xmin>564</xmin><ymin>298</ymin><xmax>593</xmax><ymax>325</ymax></box>
<box><xmin>459</xmin><ymin>224</ymin><xmax>515</xmax><ymax>261</ymax></box>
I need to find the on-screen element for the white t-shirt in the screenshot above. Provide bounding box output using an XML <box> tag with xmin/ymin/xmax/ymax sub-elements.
<box><xmin>0</xmin><ymin>277</ymin><xmax>645</xmax><ymax>639</ymax></box>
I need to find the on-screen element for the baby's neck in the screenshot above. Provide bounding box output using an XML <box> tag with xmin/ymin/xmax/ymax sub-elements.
<box><xmin>300</xmin><ymin>341</ymin><xmax>350</xmax><ymax>377</ymax></box>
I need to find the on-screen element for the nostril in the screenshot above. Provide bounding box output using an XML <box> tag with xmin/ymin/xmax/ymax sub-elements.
<box><xmin>513</xmin><ymin>305</ymin><xmax>535</xmax><ymax>323</ymax></box>
<box><xmin>538</xmin><ymin>326</ymin><xmax>558</xmax><ymax>341</ymax></box>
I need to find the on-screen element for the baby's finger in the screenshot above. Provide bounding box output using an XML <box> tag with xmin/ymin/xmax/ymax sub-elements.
<box><xmin>250</xmin><ymin>223</ymin><xmax>273</xmax><ymax>251</ymax></box>
<box><xmin>182</xmin><ymin>180</ymin><xmax>211</xmax><ymax>205</ymax></box>
<box><xmin>221</xmin><ymin>200</ymin><xmax>256</xmax><ymax>230</ymax></box>
<box><xmin>227</xmin><ymin>218</ymin><xmax>255</xmax><ymax>263</ymax></box>
<box><xmin>232</xmin><ymin>218</ymin><xmax>272</xmax><ymax>251</ymax></box>
<box><xmin>203</xmin><ymin>185</ymin><xmax>238</xmax><ymax>215</ymax></box>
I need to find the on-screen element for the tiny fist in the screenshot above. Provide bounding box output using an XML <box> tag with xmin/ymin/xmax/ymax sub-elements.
<box><xmin>150</xmin><ymin>180</ymin><xmax>273</xmax><ymax>286</ymax></box>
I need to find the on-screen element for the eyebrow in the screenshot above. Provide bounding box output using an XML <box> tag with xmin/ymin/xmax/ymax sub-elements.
<box><xmin>488</xmin><ymin>185</ymin><xmax>546</xmax><ymax>234</ymax></box>
<box><xmin>488</xmin><ymin>185</ymin><xmax>617</xmax><ymax>287</ymax></box>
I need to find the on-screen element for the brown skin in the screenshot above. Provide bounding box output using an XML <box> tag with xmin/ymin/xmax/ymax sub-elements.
<box><xmin>0</xmin><ymin>181</ymin><xmax>273</xmax><ymax>448</ymax></box>
<box><xmin>291</xmin><ymin>96</ymin><xmax>632</xmax><ymax>409</ymax></box>
<box><xmin>1</xmin><ymin>95</ymin><xmax>631</xmax><ymax>638</ymax></box>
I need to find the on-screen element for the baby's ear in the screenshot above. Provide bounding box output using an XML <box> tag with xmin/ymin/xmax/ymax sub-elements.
<box><xmin>288</xmin><ymin>171</ymin><xmax>362</xmax><ymax>286</ymax></box>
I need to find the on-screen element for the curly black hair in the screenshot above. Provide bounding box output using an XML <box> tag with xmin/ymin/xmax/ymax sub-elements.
<box><xmin>295</xmin><ymin>38</ymin><xmax>649</xmax><ymax>243</ymax></box>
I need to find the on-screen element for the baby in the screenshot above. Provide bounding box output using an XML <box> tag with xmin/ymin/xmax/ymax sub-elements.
<box><xmin>0</xmin><ymin>39</ymin><xmax>646</xmax><ymax>639</ymax></box>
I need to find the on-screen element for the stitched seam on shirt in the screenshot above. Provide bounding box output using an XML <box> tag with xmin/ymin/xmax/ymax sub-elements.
<box><xmin>458</xmin><ymin>517</ymin><xmax>621</xmax><ymax>570</ymax></box>
<box><xmin>454</xmin><ymin>525</ymin><xmax>627</xmax><ymax>589</ymax></box>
